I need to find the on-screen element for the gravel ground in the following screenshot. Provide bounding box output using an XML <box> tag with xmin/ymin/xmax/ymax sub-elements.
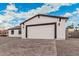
<box><xmin>0</xmin><ymin>37</ymin><xmax>57</xmax><ymax>56</ymax></box>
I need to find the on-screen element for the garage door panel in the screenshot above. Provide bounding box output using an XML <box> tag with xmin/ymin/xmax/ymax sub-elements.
<box><xmin>27</xmin><ymin>24</ymin><xmax>55</xmax><ymax>39</ymax></box>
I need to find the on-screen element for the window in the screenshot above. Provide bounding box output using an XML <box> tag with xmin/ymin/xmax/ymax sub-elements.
<box><xmin>18</xmin><ymin>29</ymin><xmax>21</xmax><ymax>34</ymax></box>
<box><xmin>11</xmin><ymin>30</ymin><xmax>14</xmax><ymax>34</ymax></box>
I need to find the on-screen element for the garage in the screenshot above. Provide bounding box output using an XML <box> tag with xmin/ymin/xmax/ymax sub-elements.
<box><xmin>26</xmin><ymin>23</ymin><xmax>56</xmax><ymax>39</ymax></box>
<box><xmin>21</xmin><ymin>14</ymin><xmax>68</xmax><ymax>40</ymax></box>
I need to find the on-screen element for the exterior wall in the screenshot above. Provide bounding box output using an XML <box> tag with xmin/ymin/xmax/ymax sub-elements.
<box><xmin>8</xmin><ymin>30</ymin><xmax>21</xmax><ymax>37</ymax></box>
<box><xmin>21</xmin><ymin>24</ymin><xmax>26</xmax><ymax>39</ymax></box>
<box><xmin>57</xmin><ymin>19</ymin><xmax>66</xmax><ymax>40</ymax></box>
<box><xmin>21</xmin><ymin>16</ymin><xmax>66</xmax><ymax>39</ymax></box>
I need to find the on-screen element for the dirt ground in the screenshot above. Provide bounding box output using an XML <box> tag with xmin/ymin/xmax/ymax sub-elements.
<box><xmin>56</xmin><ymin>38</ymin><xmax>79</xmax><ymax>56</ymax></box>
<box><xmin>0</xmin><ymin>37</ymin><xmax>57</xmax><ymax>56</ymax></box>
<box><xmin>0</xmin><ymin>37</ymin><xmax>79</xmax><ymax>56</ymax></box>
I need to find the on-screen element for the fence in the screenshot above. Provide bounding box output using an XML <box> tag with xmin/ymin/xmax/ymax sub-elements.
<box><xmin>66</xmin><ymin>30</ymin><xmax>79</xmax><ymax>38</ymax></box>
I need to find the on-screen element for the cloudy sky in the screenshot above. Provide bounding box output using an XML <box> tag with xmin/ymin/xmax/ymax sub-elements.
<box><xmin>0</xmin><ymin>3</ymin><xmax>79</xmax><ymax>29</ymax></box>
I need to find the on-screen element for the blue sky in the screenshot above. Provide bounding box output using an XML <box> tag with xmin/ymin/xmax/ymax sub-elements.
<box><xmin>0</xmin><ymin>3</ymin><xmax>79</xmax><ymax>29</ymax></box>
<box><xmin>49</xmin><ymin>3</ymin><xmax>79</xmax><ymax>15</ymax></box>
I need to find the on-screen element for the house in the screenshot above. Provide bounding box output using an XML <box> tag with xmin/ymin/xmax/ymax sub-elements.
<box><xmin>8</xmin><ymin>26</ymin><xmax>21</xmax><ymax>37</ymax></box>
<box><xmin>0</xmin><ymin>30</ymin><xmax>8</xmax><ymax>37</ymax></box>
<box><xmin>20</xmin><ymin>14</ymin><xmax>68</xmax><ymax>40</ymax></box>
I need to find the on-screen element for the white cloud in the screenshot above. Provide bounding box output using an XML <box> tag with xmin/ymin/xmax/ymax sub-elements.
<box><xmin>0</xmin><ymin>12</ymin><xmax>14</xmax><ymax>23</ymax></box>
<box><xmin>0</xmin><ymin>20</ymin><xmax>3</xmax><ymax>24</ymax></box>
<box><xmin>16</xmin><ymin>3</ymin><xmax>73</xmax><ymax>19</ymax></box>
<box><xmin>0</xmin><ymin>3</ymin><xmax>74</xmax><ymax>29</ymax></box>
<box><xmin>76</xmin><ymin>8</ymin><xmax>79</xmax><ymax>14</ymax></box>
<box><xmin>0</xmin><ymin>4</ymin><xmax>18</xmax><ymax>23</ymax></box>
<box><xmin>64</xmin><ymin>13</ymin><xmax>73</xmax><ymax>17</ymax></box>
<box><xmin>0</xmin><ymin>23</ymin><xmax>13</xmax><ymax>30</ymax></box>
<box><xmin>63</xmin><ymin>7</ymin><xmax>79</xmax><ymax>17</ymax></box>
<box><xmin>6</xmin><ymin>3</ymin><xmax>18</xmax><ymax>11</ymax></box>
<box><xmin>72</xmin><ymin>8</ymin><xmax>79</xmax><ymax>14</ymax></box>
<box><xmin>0</xmin><ymin>3</ymin><xmax>19</xmax><ymax>29</ymax></box>
<box><xmin>46</xmin><ymin>3</ymin><xmax>73</xmax><ymax>12</ymax></box>
<box><xmin>65</xmin><ymin>7</ymin><xmax>79</xmax><ymax>27</ymax></box>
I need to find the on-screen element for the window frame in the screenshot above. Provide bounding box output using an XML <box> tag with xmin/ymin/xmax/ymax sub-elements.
<box><xmin>18</xmin><ymin>29</ymin><xmax>21</xmax><ymax>34</ymax></box>
<box><xmin>11</xmin><ymin>30</ymin><xmax>14</xmax><ymax>34</ymax></box>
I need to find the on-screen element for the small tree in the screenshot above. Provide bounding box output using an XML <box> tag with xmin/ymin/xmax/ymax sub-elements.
<box><xmin>75</xmin><ymin>27</ymin><xmax>78</xmax><ymax>31</ymax></box>
<box><xmin>67</xmin><ymin>23</ymin><xmax>74</xmax><ymax>29</ymax></box>
<box><xmin>77</xmin><ymin>24</ymin><xmax>79</xmax><ymax>30</ymax></box>
<box><xmin>78</xmin><ymin>24</ymin><xmax>79</xmax><ymax>27</ymax></box>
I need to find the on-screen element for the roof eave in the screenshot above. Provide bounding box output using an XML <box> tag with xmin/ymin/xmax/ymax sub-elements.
<box><xmin>20</xmin><ymin>14</ymin><xmax>68</xmax><ymax>25</ymax></box>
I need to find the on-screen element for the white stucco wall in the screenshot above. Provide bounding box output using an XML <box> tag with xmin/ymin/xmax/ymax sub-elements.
<box><xmin>21</xmin><ymin>16</ymin><xmax>67</xmax><ymax>40</ymax></box>
<box><xmin>57</xmin><ymin>19</ymin><xmax>66</xmax><ymax>40</ymax></box>
<box><xmin>21</xmin><ymin>24</ymin><xmax>26</xmax><ymax>39</ymax></box>
<box><xmin>8</xmin><ymin>30</ymin><xmax>21</xmax><ymax>37</ymax></box>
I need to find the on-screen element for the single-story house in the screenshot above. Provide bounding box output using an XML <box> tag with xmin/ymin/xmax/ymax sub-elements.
<box><xmin>20</xmin><ymin>14</ymin><xmax>68</xmax><ymax>40</ymax></box>
<box><xmin>8</xmin><ymin>26</ymin><xmax>21</xmax><ymax>37</ymax></box>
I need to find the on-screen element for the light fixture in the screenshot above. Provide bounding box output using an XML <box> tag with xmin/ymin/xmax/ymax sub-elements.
<box><xmin>58</xmin><ymin>18</ymin><xmax>61</xmax><ymax>26</ymax></box>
